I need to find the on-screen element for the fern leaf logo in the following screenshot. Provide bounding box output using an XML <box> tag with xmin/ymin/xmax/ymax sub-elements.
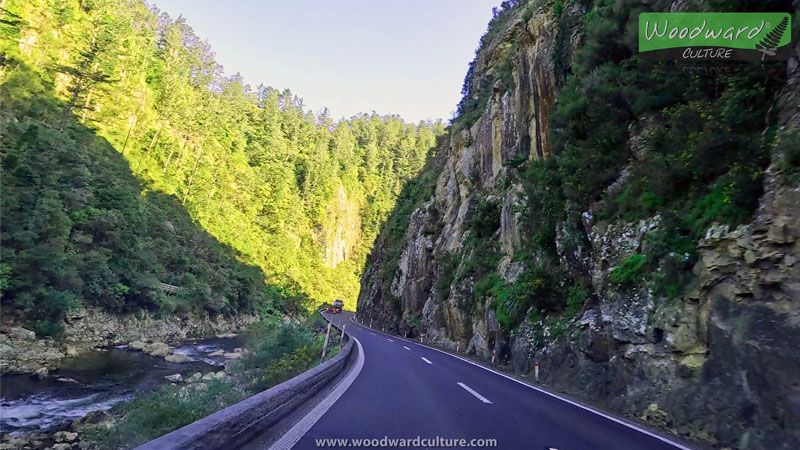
<box><xmin>755</xmin><ymin>16</ymin><xmax>789</xmax><ymax>61</ymax></box>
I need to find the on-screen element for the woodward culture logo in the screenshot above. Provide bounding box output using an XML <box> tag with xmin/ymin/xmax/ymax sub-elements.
<box><xmin>639</xmin><ymin>12</ymin><xmax>791</xmax><ymax>61</ymax></box>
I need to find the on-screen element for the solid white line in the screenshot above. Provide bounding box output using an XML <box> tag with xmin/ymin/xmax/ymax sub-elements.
<box><xmin>403</xmin><ymin>346</ymin><xmax>411</xmax><ymax>350</ymax></box>
<box><xmin>457</xmin><ymin>382</ymin><xmax>493</xmax><ymax>404</ymax></box>
<box><xmin>269</xmin><ymin>320</ymin><xmax>365</xmax><ymax>450</ymax></box>
<box><xmin>346</xmin><ymin>315</ymin><xmax>693</xmax><ymax>450</ymax></box>
<box><xmin>421</xmin><ymin>357</ymin><xmax>433</xmax><ymax>365</ymax></box>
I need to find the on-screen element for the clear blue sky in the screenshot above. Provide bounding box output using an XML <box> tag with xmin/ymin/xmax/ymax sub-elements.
<box><xmin>150</xmin><ymin>0</ymin><xmax>500</xmax><ymax>123</ymax></box>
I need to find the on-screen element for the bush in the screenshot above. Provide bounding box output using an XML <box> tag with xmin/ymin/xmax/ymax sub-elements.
<box><xmin>86</xmin><ymin>379</ymin><xmax>245</xmax><ymax>448</ymax></box>
<box><xmin>565</xmin><ymin>285</ymin><xmax>590</xmax><ymax>317</ymax></box>
<box><xmin>470</xmin><ymin>198</ymin><xmax>501</xmax><ymax>238</ymax></box>
<box><xmin>262</xmin><ymin>346</ymin><xmax>316</xmax><ymax>387</ymax></box>
<box><xmin>239</xmin><ymin>322</ymin><xmax>317</xmax><ymax>372</ymax></box>
<box><xmin>434</xmin><ymin>253</ymin><xmax>458</xmax><ymax>299</ymax></box>
<box><xmin>609</xmin><ymin>254</ymin><xmax>647</xmax><ymax>286</ymax></box>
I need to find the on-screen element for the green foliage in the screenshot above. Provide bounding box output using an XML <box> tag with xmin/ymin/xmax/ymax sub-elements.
<box><xmin>85</xmin><ymin>379</ymin><xmax>246</xmax><ymax>448</ymax></box>
<box><xmin>565</xmin><ymin>285</ymin><xmax>590</xmax><ymax>317</ymax></box>
<box><xmin>522</xmin><ymin>5</ymin><xmax>535</xmax><ymax>23</ymax></box>
<box><xmin>609</xmin><ymin>254</ymin><xmax>647</xmax><ymax>286</ymax></box>
<box><xmin>776</xmin><ymin>130</ymin><xmax>800</xmax><ymax>180</ymax></box>
<box><xmin>552</xmin><ymin>1</ymin><xmax>565</xmax><ymax>17</ymax></box>
<box><xmin>262</xmin><ymin>345</ymin><xmax>316</xmax><ymax>386</ymax></box>
<box><xmin>86</xmin><ymin>316</ymin><xmax>329</xmax><ymax>448</ymax></box>
<box><xmin>469</xmin><ymin>198</ymin><xmax>501</xmax><ymax>238</ymax></box>
<box><xmin>239</xmin><ymin>322</ymin><xmax>316</xmax><ymax>373</ymax></box>
<box><xmin>434</xmin><ymin>253</ymin><xmax>459</xmax><ymax>299</ymax></box>
<box><xmin>0</xmin><ymin>0</ymin><xmax>445</xmax><ymax>325</ymax></box>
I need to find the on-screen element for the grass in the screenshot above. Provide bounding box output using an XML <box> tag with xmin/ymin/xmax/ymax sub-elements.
<box><xmin>85</xmin><ymin>319</ymin><xmax>327</xmax><ymax>449</ymax></box>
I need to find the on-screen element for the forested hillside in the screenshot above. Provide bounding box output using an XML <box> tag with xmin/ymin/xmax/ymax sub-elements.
<box><xmin>0</xmin><ymin>0</ymin><xmax>443</xmax><ymax>334</ymax></box>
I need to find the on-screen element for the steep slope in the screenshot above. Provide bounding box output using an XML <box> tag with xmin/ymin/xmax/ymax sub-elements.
<box><xmin>0</xmin><ymin>0</ymin><xmax>444</xmax><ymax>336</ymax></box>
<box><xmin>358</xmin><ymin>1</ymin><xmax>800</xmax><ymax>448</ymax></box>
<box><xmin>0</xmin><ymin>0</ymin><xmax>443</xmax><ymax>324</ymax></box>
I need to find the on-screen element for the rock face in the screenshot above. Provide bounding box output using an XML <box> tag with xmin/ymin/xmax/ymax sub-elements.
<box><xmin>357</xmin><ymin>2</ymin><xmax>800</xmax><ymax>449</ymax></box>
<box><xmin>0</xmin><ymin>306</ymin><xmax>258</xmax><ymax>373</ymax></box>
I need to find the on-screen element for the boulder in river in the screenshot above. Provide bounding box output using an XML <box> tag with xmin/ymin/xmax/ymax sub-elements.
<box><xmin>223</xmin><ymin>352</ymin><xmax>243</xmax><ymax>359</ymax></box>
<box><xmin>128</xmin><ymin>340</ymin><xmax>146</xmax><ymax>351</ymax></box>
<box><xmin>165</xmin><ymin>353</ymin><xmax>190</xmax><ymax>363</ymax></box>
<box><xmin>33</xmin><ymin>367</ymin><xmax>48</xmax><ymax>379</ymax></box>
<box><xmin>215</xmin><ymin>332</ymin><xmax>236</xmax><ymax>338</ymax></box>
<box><xmin>144</xmin><ymin>342</ymin><xmax>171</xmax><ymax>357</ymax></box>
<box><xmin>54</xmin><ymin>431</ymin><xmax>78</xmax><ymax>443</ymax></box>
<box><xmin>207</xmin><ymin>350</ymin><xmax>224</xmax><ymax>357</ymax></box>
<box><xmin>164</xmin><ymin>374</ymin><xmax>183</xmax><ymax>383</ymax></box>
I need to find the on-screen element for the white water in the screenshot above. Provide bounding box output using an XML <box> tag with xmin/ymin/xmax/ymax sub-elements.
<box><xmin>0</xmin><ymin>338</ymin><xmax>236</xmax><ymax>435</ymax></box>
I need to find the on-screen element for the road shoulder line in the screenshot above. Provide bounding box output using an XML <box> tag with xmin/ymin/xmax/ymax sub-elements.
<box><xmin>349</xmin><ymin>315</ymin><xmax>694</xmax><ymax>450</ymax></box>
<box><xmin>269</xmin><ymin>320</ymin><xmax>365</xmax><ymax>450</ymax></box>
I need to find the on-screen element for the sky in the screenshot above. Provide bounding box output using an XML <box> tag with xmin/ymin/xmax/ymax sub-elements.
<box><xmin>150</xmin><ymin>0</ymin><xmax>501</xmax><ymax>123</ymax></box>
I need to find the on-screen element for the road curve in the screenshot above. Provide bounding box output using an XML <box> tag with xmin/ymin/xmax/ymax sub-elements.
<box><xmin>274</xmin><ymin>311</ymin><xmax>694</xmax><ymax>450</ymax></box>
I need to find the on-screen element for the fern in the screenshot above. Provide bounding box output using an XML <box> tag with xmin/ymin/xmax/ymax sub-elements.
<box><xmin>755</xmin><ymin>16</ymin><xmax>788</xmax><ymax>61</ymax></box>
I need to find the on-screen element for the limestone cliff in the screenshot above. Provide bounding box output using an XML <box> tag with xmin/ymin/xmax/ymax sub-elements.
<box><xmin>357</xmin><ymin>1</ymin><xmax>800</xmax><ymax>449</ymax></box>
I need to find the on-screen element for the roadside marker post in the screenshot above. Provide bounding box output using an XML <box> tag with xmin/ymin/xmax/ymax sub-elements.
<box><xmin>340</xmin><ymin>324</ymin><xmax>346</xmax><ymax>347</ymax></box>
<box><xmin>321</xmin><ymin>322</ymin><xmax>331</xmax><ymax>363</ymax></box>
<box><xmin>535</xmin><ymin>363</ymin><xmax>539</xmax><ymax>382</ymax></box>
<box><xmin>456</xmin><ymin>343</ymin><xmax>460</xmax><ymax>353</ymax></box>
<box><xmin>491</xmin><ymin>350</ymin><xmax>496</xmax><ymax>366</ymax></box>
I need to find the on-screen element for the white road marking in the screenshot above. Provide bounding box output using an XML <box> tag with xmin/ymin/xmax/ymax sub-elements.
<box><xmin>269</xmin><ymin>322</ymin><xmax>365</xmax><ymax>450</ymax></box>
<box><xmin>370</xmin><ymin>332</ymin><xmax>376</xmax><ymax>336</ymax></box>
<box><xmin>387</xmin><ymin>338</ymin><xmax>394</xmax><ymax>342</ymax></box>
<box><xmin>403</xmin><ymin>346</ymin><xmax>411</xmax><ymax>350</ymax></box>
<box><xmin>346</xmin><ymin>314</ymin><xmax>692</xmax><ymax>450</ymax></box>
<box><xmin>411</xmin><ymin>339</ymin><xmax>694</xmax><ymax>450</ymax></box>
<box><xmin>421</xmin><ymin>357</ymin><xmax>433</xmax><ymax>365</ymax></box>
<box><xmin>457</xmin><ymin>382</ymin><xmax>493</xmax><ymax>404</ymax></box>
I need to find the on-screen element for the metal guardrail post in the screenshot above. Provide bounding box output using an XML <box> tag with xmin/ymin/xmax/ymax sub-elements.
<box><xmin>320</xmin><ymin>322</ymin><xmax>331</xmax><ymax>363</ymax></box>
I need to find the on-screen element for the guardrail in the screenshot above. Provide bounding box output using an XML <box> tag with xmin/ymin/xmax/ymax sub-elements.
<box><xmin>135</xmin><ymin>314</ymin><xmax>354</xmax><ymax>450</ymax></box>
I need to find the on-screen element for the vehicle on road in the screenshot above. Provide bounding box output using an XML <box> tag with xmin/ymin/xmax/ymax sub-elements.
<box><xmin>332</xmin><ymin>299</ymin><xmax>343</xmax><ymax>313</ymax></box>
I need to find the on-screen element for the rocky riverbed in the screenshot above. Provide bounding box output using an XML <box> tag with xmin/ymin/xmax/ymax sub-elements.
<box><xmin>0</xmin><ymin>333</ymin><xmax>245</xmax><ymax>447</ymax></box>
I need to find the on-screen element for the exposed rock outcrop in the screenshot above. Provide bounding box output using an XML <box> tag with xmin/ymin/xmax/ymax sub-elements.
<box><xmin>358</xmin><ymin>2</ymin><xmax>800</xmax><ymax>449</ymax></box>
<box><xmin>0</xmin><ymin>307</ymin><xmax>258</xmax><ymax>373</ymax></box>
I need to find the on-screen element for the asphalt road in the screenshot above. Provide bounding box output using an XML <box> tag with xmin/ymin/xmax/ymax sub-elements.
<box><xmin>277</xmin><ymin>311</ymin><xmax>693</xmax><ymax>450</ymax></box>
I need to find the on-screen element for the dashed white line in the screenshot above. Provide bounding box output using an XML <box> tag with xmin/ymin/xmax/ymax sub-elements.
<box><xmin>403</xmin><ymin>346</ymin><xmax>411</xmax><ymax>350</ymax></box>
<box><xmin>457</xmin><ymin>382</ymin><xmax>493</xmax><ymax>404</ymax></box>
<box><xmin>387</xmin><ymin>338</ymin><xmax>394</xmax><ymax>342</ymax></box>
<box><xmin>370</xmin><ymin>332</ymin><xmax>376</xmax><ymax>336</ymax></box>
<box><xmin>421</xmin><ymin>357</ymin><xmax>433</xmax><ymax>365</ymax></box>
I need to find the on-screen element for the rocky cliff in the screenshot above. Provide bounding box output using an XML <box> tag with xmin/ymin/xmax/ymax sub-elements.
<box><xmin>357</xmin><ymin>1</ymin><xmax>799</xmax><ymax>449</ymax></box>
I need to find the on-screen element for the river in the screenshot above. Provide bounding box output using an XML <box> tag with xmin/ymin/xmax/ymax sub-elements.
<box><xmin>0</xmin><ymin>336</ymin><xmax>240</xmax><ymax>435</ymax></box>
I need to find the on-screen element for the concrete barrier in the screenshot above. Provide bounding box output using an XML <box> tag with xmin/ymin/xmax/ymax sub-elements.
<box><xmin>135</xmin><ymin>319</ymin><xmax>354</xmax><ymax>450</ymax></box>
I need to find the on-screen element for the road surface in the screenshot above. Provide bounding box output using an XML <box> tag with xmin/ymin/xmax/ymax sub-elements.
<box><xmin>271</xmin><ymin>311</ymin><xmax>694</xmax><ymax>450</ymax></box>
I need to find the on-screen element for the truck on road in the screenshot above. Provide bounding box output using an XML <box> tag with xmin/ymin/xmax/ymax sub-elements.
<box><xmin>332</xmin><ymin>299</ymin><xmax>343</xmax><ymax>313</ymax></box>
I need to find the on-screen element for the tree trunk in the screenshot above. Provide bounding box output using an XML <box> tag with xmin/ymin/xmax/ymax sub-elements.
<box><xmin>121</xmin><ymin>113</ymin><xmax>138</xmax><ymax>155</ymax></box>
<box><xmin>183</xmin><ymin>149</ymin><xmax>204</xmax><ymax>205</ymax></box>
